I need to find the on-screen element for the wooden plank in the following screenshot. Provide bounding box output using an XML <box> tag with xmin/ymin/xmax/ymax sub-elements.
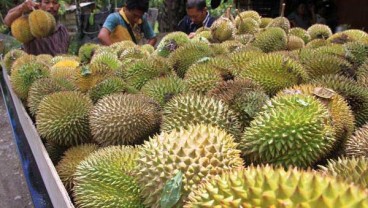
<box><xmin>2</xmin><ymin>68</ymin><xmax>74</xmax><ymax>208</ymax></box>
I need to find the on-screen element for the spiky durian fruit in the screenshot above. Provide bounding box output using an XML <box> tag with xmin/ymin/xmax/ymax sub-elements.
<box><xmin>119</xmin><ymin>46</ymin><xmax>148</xmax><ymax>61</ymax></box>
<box><xmin>306</xmin><ymin>38</ymin><xmax>330</xmax><ymax>48</ymax></box>
<box><xmin>185</xmin><ymin>166</ymin><xmax>368</xmax><ymax>207</ymax></box>
<box><xmin>140</xmin><ymin>76</ymin><xmax>187</xmax><ymax>106</ymax></box>
<box><xmin>233</xmin><ymin>33</ymin><xmax>254</xmax><ymax>45</ymax></box>
<box><xmin>10</xmin><ymin>62</ymin><xmax>49</xmax><ymax>101</ymax></box>
<box><xmin>253</xmin><ymin>27</ymin><xmax>287</xmax><ymax>52</ymax></box>
<box><xmin>210</xmin><ymin>17</ymin><xmax>235</xmax><ymax>42</ymax></box>
<box><xmin>220</xmin><ymin>40</ymin><xmax>243</xmax><ymax>53</ymax></box>
<box><xmin>287</xmin><ymin>35</ymin><xmax>305</xmax><ymax>50</ymax></box>
<box><xmin>88</xmin><ymin>77</ymin><xmax>134</xmax><ymax>103</ymax></box>
<box><xmin>328</xmin><ymin>29</ymin><xmax>368</xmax><ymax>44</ymax></box>
<box><xmin>229</xmin><ymin>50</ymin><xmax>264</xmax><ymax>76</ymax></box>
<box><xmin>184</xmin><ymin>62</ymin><xmax>223</xmax><ymax>95</ymax></box>
<box><xmin>205</xmin><ymin>55</ymin><xmax>237</xmax><ymax>80</ymax></box>
<box><xmin>314</xmin><ymin>44</ymin><xmax>346</xmax><ymax>56</ymax></box>
<box><xmin>320</xmin><ymin>157</ymin><xmax>368</xmax><ymax>189</ymax></box>
<box><xmin>298</xmin><ymin>49</ymin><xmax>352</xmax><ymax>78</ymax></box>
<box><xmin>240</xmin><ymin>93</ymin><xmax>335</xmax><ymax>168</ymax></box>
<box><xmin>156</xmin><ymin>31</ymin><xmax>190</xmax><ymax>57</ymax></box>
<box><xmin>259</xmin><ymin>17</ymin><xmax>273</xmax><ymax>28</ymax></box>
<box><xmin>161</xmin><ymin>94</ymin><xmax>241</xmax><ymax>138</ymax></box>
<box><xmin>90</xmin><ymin>52</ymin><xmax>122</xmax><ymax>75</ymax></box>
<box><xmin>307</xmin><ymin>24</ymin><xmax>332</xmax><ymax>40</ymax></box>
<box><xmin>27</xmin><ymin>78</ymin><xmax>74</xmax><ymax>116</ymax></box>
<box><xmin>278</xmin><ymin>84</ymin><xmax>355</xmax><ymax>158</ymax></box>
<box><xmin>208</xmin><ymin>79</ymin><xmax>269</xmax><ymax>128</ymax></box>
<box><xmin>36</xmin><ymin>91</ymin><xmax>93</xmax><ymax>146</ymax></box>
<box><xmin>50</xmin><ymin>55</ymin><xmax>80</xmax><ymax>66</ymax></box>
<box><xmin>357</xmin><ymin>60</ymin><xmax>368</xmax><ymax>87</ymax></box>
<box><xmin>135</xmin><ymin>124</ymin><xmax>243</xmax><ymax>208</ymax></box>
<box><xmin>124</xmin><ymin>55</ymin><xmax>172</xmax><ymax>90</ymax></box>
<box><xmin>36</xmin><ymin>54</ymin><xmax>53</xmax><ymax>66</ymax></box>
<box><xmin>289</xmin><ymin>27</ymin><xmax>311</xmax><ymax>44</ymax></box>
<box><xmin>110</xmin><ymin>40</ymin><xmax>136</xmax><ymax>56</ymax></box>
<box><xmin>50</xmin><ymin>59</ymin><xmax>80</xmax><ymax>80</ymax></box>
<box><xmin>78</xmin><ymin>43</ymin><xmax>99</xmax><ymax>63</ymax></box>
<box><xmin>56</xmin><ymin>144</ymin><xmax>98</xmax><ymax>193</ymax></box>
<box><xmin>10</xmin><ymin>54</ymin><xmax>36</xmax><ymax>75</ymax></box>
<box><xmin>140</xmin><ymin>44</ymin><xmax>154</xmax><ymax>54</ymax></box>
<box><xmin>90</xmin><ymin>94</ymin><xmax>161</xmax><ymax>146</ymax></box>
<box><xmin>168</xmin><ymin>42</ymin><xmax>214</xmax><ymax>78</ymax></box>
<box><xmin>238</xmin><ymin>53</ymin><xmax>308</xmax><ymax>95</ymax></box>
<box><xmin>10</xmin><ymin>16</ymin><xmax>34</xmax><ymax>43</ymax></box>
<box><xmin>267</xmin><ymin>17</ymin><xmax>290</xmax><ymax>33</ymax></box>
<box><xmin>344</xmin><ymin>41</ymin><xmax>368</xmax><ymax>66</ymax></box>
<box><xmin>72</xmin><ymin>65</ymin><xmax>109</xmax><ymax>92</ymax></box>
<box><xmin>3</xmin><ymin>49</ymin><xmax>26</xmax><ymax>75</ymax></box>
<box><xmin>74</xmin><ymin>146</ymin><xmax>144</xmax><ymax>208</ymax></box>
<box><xmin>235</xmin><ymin>17</ymin><xmax>260</xmax><ymax>35</ymax></box>
<box><xmin>236</xmin><ymin>10</ymin><xmax>262</xmax><ymax>24</ymax></box>
<box><xmin>29</xmin><ymin>10</ymin><xmax>56</xmax><ymax>38</ymax></box>
<box><xmin>194</xmin><ymin>30</ymin><xmax>212</xmax><ymax>40</ymax></box>
<box><xmin>312</xmin><ymin>75</ymin><xmax>368</xmax><ymax>127</ymax></box>
<box><xmin>345</xmin><ymin>124</ymin><xmax>368</xmax><ymax>157</ymax></box>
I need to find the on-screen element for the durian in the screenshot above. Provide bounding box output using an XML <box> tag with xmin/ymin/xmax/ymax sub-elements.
<box><xmin>239</xmin><ymin>93</ymin><xmax>335</xmax><ymax>168</ymax></box>
<box><xmin>185</xmin><ymin>166</ymin><xmax>368</xmax><ymax>207</ymax></box>
<box><xmin>36</xmin><ymin>91</ymin><xmax>93</xmax><ymax>146</ymax></box>
<box><xmin>345</xmin><ymin>124</ymin><xmax>368</xmax><ymax>158</ymax></box>
<box><xmin>289</xmin><ymin>27</ymin><xmax>311</xmax><ymax>44</ymax></box>
<box><xmin>29</xmin><ymin>10</ymin><xmax>56</xmax><ymax>38</ymax></box>
<box><xmin>307</xmin><ymin>24</ymin><xmax>333</xmax><ymax>40</ymax></box>
<box><xmin>210</xmin><ymin>17</ymin><xmax>235</xmax><ymax>42</ymax></box>
<box><xmin>73</xmin><ymin>146</ymin><xmax>144</xmax><ymax>208</ymax></box>
<box><xmin>89</xmin><ymin>94</ymin><xmax>161</xmax><ymax>146</ymax></box>
<box><xmin>78</xmin><ymin>43</ymin><xmax>99</xmax><ymax>63</ymax></box>
<box><xmin>3</xmin><ymin>49</ymin><xmax>26</xmax><ymax>75</ymax></box>
<box><xmin>259</xmin><ymin>17</ymin><xmax>273</xmax><ymax>28</ymax></box>
<box><xmin>10</xmin><ymin>16</ymin><xmax>34</xmax><ymax>43</ymax></box>
<box><xmin>287</xmin><ymin>35</ymin><xmax>305</xmax><ymax>50</ymax></box>
<box><xmin>156</xmin><ymin>31</ymin><xmax>190</xmax><ymax>57</ymax></box>
<box><xmin>88</xmin><ymin>77</ymin><xmax>133</xmax><ymax>103</ymax></box>
<box><xmin>135</xmin><ymin>124</ymin><xmax>243</xmax><ymax>208</ymax></box>
<box><xmin>253</xmin><ymin>27</ymin><xmax>287</xmax><ymax>52</ymax></box>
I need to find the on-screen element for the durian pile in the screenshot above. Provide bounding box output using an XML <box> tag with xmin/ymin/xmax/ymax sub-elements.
<box><xmin>3</xmin><ymin>8</ymin><xmax>368</xmax><ymax>208</ymax></box>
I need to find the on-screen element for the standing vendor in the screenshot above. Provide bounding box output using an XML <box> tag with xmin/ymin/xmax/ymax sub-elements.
<box><xmin>4</xmin><ymin>0</ymin><xmax>70</xmax><ymax>56</ymax></box>
<box><xmin>98</xmin><ymin>0</ymin><xmax>157</xmax><ymax>46</ymax></box>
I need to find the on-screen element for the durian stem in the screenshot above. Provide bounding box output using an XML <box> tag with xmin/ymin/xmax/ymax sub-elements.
<box><xmin>280</xmin><ymin>2</ymin><xmax>286</xmax><ymax>17</ymax></box>
<box><xmin>235</xmin><ymin>9</ymin><xmax>244</xmax><ymax>24</ymax></box>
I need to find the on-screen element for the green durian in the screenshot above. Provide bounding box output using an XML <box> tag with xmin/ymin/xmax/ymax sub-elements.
<box><xmin>344</xmin><ymin>41</ymin><xmax>368</xmax><ymax>66</ymax></box>
<box><xmin>307</xmin><ymin>24</ymin><xmax>333</xmax><ymax>40</ymax></box>
<box><xmin>10</xmin><ymin>54</ymin><xmax>36</xmax><ymax>75</ymax></box>
<box><xmin>10</xmin><ymin>62</ymin><xmax>49</xmax><ymax>101</ymax></box>
<box><xmin>140</xmin><ymin>44</ymin><xmax>154</xmax><ymax>54</ymax></box>
<box><xmin>29</xmin><ymin>10</ymin><xmax>56</xmax><ymax>38</ymax></box>
<box><xmin>11</xmin><ymin>16</ymin><xmax>34</xmax><ymax>43</ymax></box>
<box><xmin>305</xmin><ymin>38</ymin><xmax>330</xmax><ymax>48</ymax></box>
<box><xmin>78</xmin><ymin>43</ymin><xmax>99</xmax><ymax>63</ymax></box>
<box><xmin>74</xmin><ymin>146</ymin><xmax>144</xmax><ymax>208</ymax></box>
<box><xmin>156</xmin><ymin>31</ymin><xmax>190</xmax><ymax>57</ymax></box>
<box><xmin>89</xmin><ymin>94</ymin><xmax>161</xmax><ymax>146</ymax></box>
<box><xmin>90</xmin><ymin>51</ymin><xmax>122</xmax><ymax>75</ymax></box>
<box><xmin>119</xmin><ymin>46</ymin><xmax>148</xmax><ymax>61</ymax></box>
<box><xmin>210</xmin><ymin>17</ymin><xmax>235</xmax><ymax>42</ymax></box>
<box><xmin>235</xmin><ymin>17</ymin><xmax>260</xmax><ymax>35</ymax></box>
<box><xmin>44</xmin><ymin>141</ymin><xmax>70</xmax><ymax>165</ymax></box>
<box><xmin>185</xmin><ymin>166</ymin><xmax>368</xmax><ymax>207</ymax></box>
<box><xmin>228</xmin><ymin>50</ymin><xmax>264</xmax><ymax>76</ymax></box>
<box><xmin>328</xmin><ymin>29</ymin><xmax>368</xmax><ymax>44</ymax></box>
<box><xmin>140</xmin><ymin>76</ymin><xmax>187</xmax><ymax>106</ymax></box>
<box><xmin>36</xmin><ymin>54</ymin><xmax>53</xmax><ymax>67</ymax></box>
<box><xmin>36</xmin><ymin>91</ymin><xmax>93</xmax><ymax>146</ymax></box>
<box><xmin>259</xmin><ymin>17</ymin><xmax>273</xmax><ymax>28</ymax></box>
<box><xmin>88</xmin><ymin>77</ymin><xmax>135</xmax><ymax>103</ymax></box>
<box><xmin>235</xmin><ymin>10</ymin><xmax>261</xmax><ymax>25</ymax></box>
<box><xmin>357</xmin><ymin>60</ymin><xmax>368</xmax><ymax>87</ymax></box>
<box><xmin>289</xmin><ymin>27</ymin><xmax>311</xmax><ymax>44</ymax></box>
<box><xmin>253</xmin><ymin>27</ymin><xmax>287</xmax><ymax>52</ymax></box>
<box><xmin>168</xmin><ymin>42</ymin><xmax>214</xmax><ymax>78</ymax></box>
<box><xmin>135</xmin><ymin>124</ymin><xmax>244</xmax><ymax>208</ymax></box>
<box><xmin>238</xmin><ymin>53</ymin><xmax>308</xmax><ymax>95</ymax></box>
<box><xmin>56</xmin><ymin>144</ymin><xmax>98</xmax><ymax>193</ymax></box>
<box><xmin>3</xmin><ymin>49</ymin><xmax>27</xmax><ymax>75</ymax></box>
<box><xmin>161</xmin><ymin>94</ymin><xmax>241</xmax><ymax>138</ymax></box>
<box><xmin>239</xmin><ymin>93</ymin><xmax>335</xmax><ymax>168</ymax></box>
<box><xmin>287</xmin><ymin>35</ymin><xmax>305</xmax><ymax>50</ymax></box>
<box><xmin>267</xmin><ymin>17</ymin><xmax>290</xmax><ymax>33</ymax></box>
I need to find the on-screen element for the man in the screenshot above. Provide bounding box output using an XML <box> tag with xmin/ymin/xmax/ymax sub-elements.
<box><xmin>98</xmin><ymin>0</ymin><xmax>157</xmax><ymax>46</ymax></box>
<box><xmin>4</xmin><ymin>0</ymin><xmax>69</xmax><ymax>56</ymax></box>
<box><xmin>177</xmin><ymin>0</ymin><xmax>216</xmax><ymax>38</ymax></box>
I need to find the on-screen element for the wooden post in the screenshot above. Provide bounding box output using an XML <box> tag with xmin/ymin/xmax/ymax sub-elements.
<box><xmin>74</xmin><ymin>0</ymin><xmax>82</xmax><ymax>35</ymax></box>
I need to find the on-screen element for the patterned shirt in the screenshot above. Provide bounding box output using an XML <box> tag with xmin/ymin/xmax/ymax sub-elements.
<box><xmin>23</xmin><ymin>24</ymin><xmax>69</xmax><ymax>56</ymax></box>
<box><xmin>102</xmin><ymin>8</ymin><xmax>156</xmax><ymax>44</ymax></box>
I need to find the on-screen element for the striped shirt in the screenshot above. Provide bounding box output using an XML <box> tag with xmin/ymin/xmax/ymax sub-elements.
<box><xmin>177</xmin><ymin>12</ymin><xmax>215</xmax><ymax>34</ymax></box>
<box><xmin>23</xmin><ymin>24</ymin><xmax>69</xmax><ymax>56</ymax></box>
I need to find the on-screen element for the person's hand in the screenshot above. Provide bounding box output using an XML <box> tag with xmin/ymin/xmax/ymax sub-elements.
<box><xmin>188</xmin><ymin>32</ymin><xmax>196</xmax><ymax>39</ymax></box>
<box><xmin>21</xmin><ymin>0</ymin><xmax>39</xmax><ymax>13</ymax></box>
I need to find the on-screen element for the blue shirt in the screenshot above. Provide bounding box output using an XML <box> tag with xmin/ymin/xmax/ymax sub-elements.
<box><xmin>177</xmin><ymin>12</ymin><xmax>216</xmax><ymax>34</ymax></box>
<box><xmin>103</xmin><ymin>12</ymin><xmax>156</xmax><ymax>40</ymax></box>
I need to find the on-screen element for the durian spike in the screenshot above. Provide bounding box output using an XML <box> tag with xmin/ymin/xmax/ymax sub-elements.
<box><xmin>228</xmin><ymin>6</ymin><xmax>235</xmax><ymax>23</ymax></box>
<box><xmin>280</xmin><ymin>3</ymin><xmax>286</xmax><ymax>17</ymax></box>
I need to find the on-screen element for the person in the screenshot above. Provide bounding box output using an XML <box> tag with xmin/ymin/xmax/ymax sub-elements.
<box><xmin>177</xmin><ymin>0</ymin><xmax>216</xmax><ymax>38</ymax></box>
<box><xmin>4</xmin><ymin>0</ymin><xmax>69</xmax><ymax>56</ymax></box>
<box><xmin>98</xmin><ymin>0</ymin><xmax>157</xmax><ymax>46</ymax></box>
<box><xmin>287</xmin><ymin>2</ymin><xmax>316</xmax><ymax>29</ymax></box>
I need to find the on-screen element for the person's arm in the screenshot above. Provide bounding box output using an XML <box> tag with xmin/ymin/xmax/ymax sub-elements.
<box><xmin>98</xmin><ymin>28</ymin><xmax>112</xmax><ymax>46</ymax></box>
<box><xmin>4</xmin><ymin>0</ymin><xmax>39</xmax><ymax>27</ymax></box>
<box><xmin>142</xmin><ymin>15</ymin><xmax>157</xmax><ymax>46</ymax></box>
<box><xmin>98</xmin><ymin>13</ymin><xmax>117</xmax><ymax>46</ymax></box>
